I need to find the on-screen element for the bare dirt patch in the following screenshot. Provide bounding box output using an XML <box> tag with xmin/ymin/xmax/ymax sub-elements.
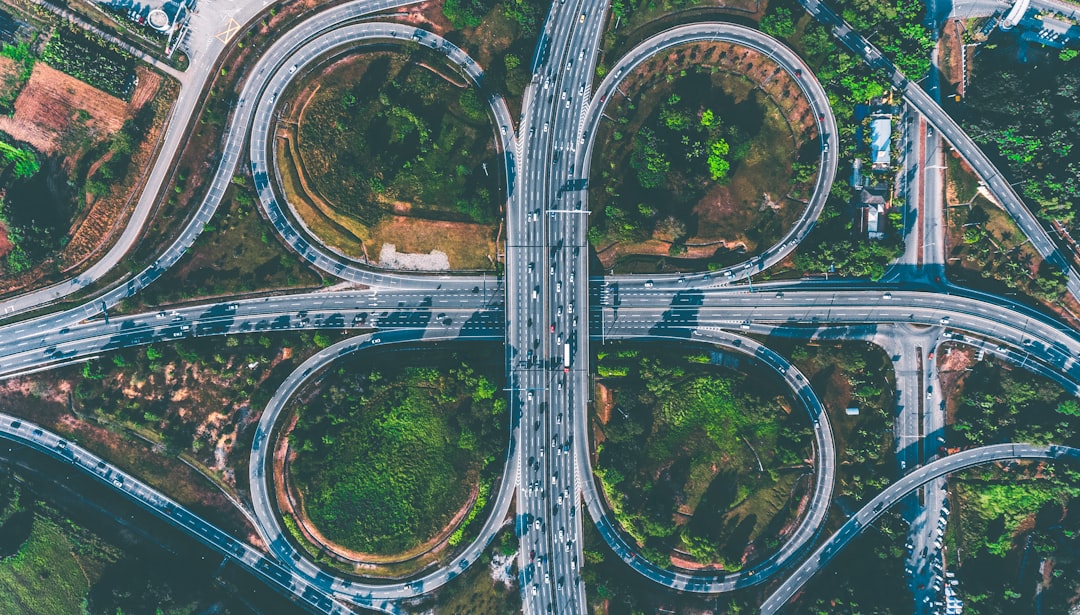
<box><xmin>0</xmin><ymin>63</ymin><xmax>126</xmax><ymax>154</ymax></box>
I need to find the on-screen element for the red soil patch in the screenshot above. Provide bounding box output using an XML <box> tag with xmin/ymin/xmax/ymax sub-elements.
<box><xmin>0</xmin><ymin>63</ymin><xmax>128</xmax><ymax>154</ymax></box>
<box><xmin>0</xmin><ymin>219</ymin><xmax>12</xmax><ymax>258</ymax></box>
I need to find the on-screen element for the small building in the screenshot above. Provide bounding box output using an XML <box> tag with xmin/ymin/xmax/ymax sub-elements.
<box><xmin>870</xmin><ymin>114</ymin><xmax>893</xmax><ymax>170</ymax></box>
<box><xmin>845</xmin><ymin>407</ymin><xmax>860</xmax><ymax>416</ymax></box>
<box><xmin>855</xmin><ymin>189</ymin><xmax>887</xmax><ymax>240</ymax></box>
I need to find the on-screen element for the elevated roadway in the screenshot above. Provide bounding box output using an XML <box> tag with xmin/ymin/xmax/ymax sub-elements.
<box><xmin>247</xmin><ymin>329</ymin><xmax>514</xmax><ymax>602</ymax></box>
<box><xmin>760</xmin><ymin>443</ymin><xmax>1080</xmax><ymax>614</ymax></box>
<box><xmin>0</xmin><ymin>412</ymin><xmax>371</xmax><ymax>615</ymax></box>
<box><xmin>0</xmin><ymin>0</ymin><xmax>462</xmax><ymax>346</ymax></box>
<box><xmin>0</xmin><ymin>0</ymin><xmax>419</xmax><ymax>320</ymax></box>
<box><xmin>798</xmin><ymin>0</ymin><xmax>1080</xmax><ymax>302</ymax></box>
<box><xmin>579</xmin><ymin>327</ymin><xmax>836</xmax><ymax>592</ymax></box>
<box><xmin>511</xmin><ymin>0</ymin><xmax>608</xmax><ymax>612</ymax></box>
<box><xmin>249</xmin><ymin>23</ymin><xmax>518</xmax><ymax>283</ymax></box>
<box><xmin>582</xmin><ymin>23</ymin><xmax>838</xmax><ymax>289</ymax></box>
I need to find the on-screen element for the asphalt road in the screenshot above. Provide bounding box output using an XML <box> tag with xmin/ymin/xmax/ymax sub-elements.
<box><xmin>1</xmin><ymin>0</ymin><xmax>1080</xmax><ymax>612</ymax></box>
<box><xmin>249</xmin><ymin>23</ymin><xmax>518</xmax><ymax>283</ymax></box>
<box><xmin>578</xmin><ymin>327</ymin><xmax>837</xmax><ymax>592</ymax></box>
<box><xmin>511</xmin><ymin>0</ymin><xmax>608</xmax><ymax>612</ymax></box>
<box><xmin>797</xmin><ymin>0</ymin><xmax>1080</xmax><ymax>303</ymax></box>
<box><xmin>759</xmin><ymin>443</ymin><xmax>1080</xmax><ymax>614</ymax></box>
<box><xmin>0</xmin><ymin>0</ymin><xmax>421</xmax><ymax>320</ymax></box>
<box><xmin>0</xmin><ymin>412</ymin><xmax>368</xmax><ymax>615</ymax></box>
<box><xmin>582</xmin><ymin>22</ymin><xmax>838</xmax><ymax>289</ymax></box>
<box><xmin>246</xmin><ymin>329</ymin><xmax>515</xmax><ymax>603</ymax></box>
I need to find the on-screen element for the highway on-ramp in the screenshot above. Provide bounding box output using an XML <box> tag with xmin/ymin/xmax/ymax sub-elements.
<box><xmin>246</xmin><ymin>329</ymin><xmax>518</xmax><ymax>603</ymax></box>
<box><xmin>582</xmin><ymin>22</ymin><xmax>839</xmax><ymax>289</ymax></box>
<box><xmin>579</xmin><ymin>326</ymin><xmax>837</xmax><ymax>593</ymax></box>
<box><xmin>760</xmin><ymin>443</ymin><xmax>1080</xmax><ymax>614</ymax></box>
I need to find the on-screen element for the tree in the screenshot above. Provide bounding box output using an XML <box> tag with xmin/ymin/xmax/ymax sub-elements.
<box><xmin>630</xmin><ymin>128</ymin><xmax>669</xmax><ymax>189</ymax></box>
<box><xmin>760</xmin><ymin>6</ymin><xmax>795</xmax><ymax>39</ymax></box>
<box><xmin>707</xmin><ymin>139</ymin><xmax>730</xmax><ymax>182</ymax></box>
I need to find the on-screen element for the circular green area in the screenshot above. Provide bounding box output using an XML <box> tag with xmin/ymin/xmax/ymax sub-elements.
<box><xmin>283</xmin><ymin>51</ymin><xmax>501</xmax><ymax>269</ymax></box>
<box><xmin>594</xmin><ymin>345</ymin><xmax>813</xmax><ymax>570</ymax></box>
<box><xmin>288</xmin><ymin>349</ymin><xmax>507</xmax><ymax>555</ymax></box>
<box><xmin>590</xmin><ymin>43</ymin><xmax>816</xmax><ymax>273</ymax></box>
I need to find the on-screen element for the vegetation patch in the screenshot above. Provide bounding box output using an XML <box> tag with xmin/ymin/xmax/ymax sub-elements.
<box><xmin>960</xmin><ymin>39</ymin><xmax>1080</xmax><ymax>235</ymax></box>
<box><xmin>592</xmin><ymin>344</ymin><xmax>812</xmax><ymax>570</ymax></box>
<box><xmin>404</xmin><ymin>527</ymin><xmax>520</xmax><ymax>614</ymax></box>
<box><xmin>950</xmin><ymin>463</ymin><xmax>1080</xmax><ymax>615</ymax></box>
<box><xmin>0</xmin><ymin>8</ymin><xmax>176</xmax><ymax>294</ymax></box>
<box><xmin>284</xmin><ymin>51</ymin><xmax>500</xmax><ymax>268</ymax></box>
<box><xmin>946</xmin><ymin>197</ymin><xmax>1067</xmax><ymax>304</ymax></box>
<box><xmin>941</xmin><ymin>353</ymin><xmax>1080</xmax><ymax>613</ymax></box>
<box><xmin>40</xmin><ymin>23</ymin><xmax>136</xmax><ymax>100</ymax></box>
<box><xmin>777</xmin><ymin>341</ymin><xmax>896</xmax><ymax>502</ymax></box>
<box><xmin>127</xmin><ymin>176</ymin><xmax>325</xmax><ymax>310</ymax></box>
<box><xmin>590</xmin><ymin>42</ymin><xmax>812</xmax><ymax>272</ymax></box>
<box><xmin>2</xmin><ymin>332</ymin><xmax>341</xmax><ymax>535</ymax></box>
<box><xmin>947</xmin><ymin>356</ymin><xmax>1079</xmax><ymax>449</ymax></box>
<box><xmin>288</xmin><ymin>347</ymin><xmax>507</xmax><ymax>555</ymax></box>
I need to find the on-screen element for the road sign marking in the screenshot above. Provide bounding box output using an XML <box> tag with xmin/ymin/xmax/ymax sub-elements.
<box><xmin>216</xmin><ymin>18</ymin><xmax>241</xmax><ymax>44</ymax></box>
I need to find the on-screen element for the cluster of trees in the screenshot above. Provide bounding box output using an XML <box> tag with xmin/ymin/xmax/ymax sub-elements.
<box><xmin>961</xmin><ymin>45</ymin><xmax>1080</xmax><ymax>232</ymax></box>
<box><xmin>594</xmin><ymin>75</ymin><xmax>753</xmax><ymax>248</ymax></box>
<box><xmin>442</xmin><ymin>0</ymin><xmax>540</xmax><ymax>34</ymax></box>
<box><xmin>792</xmin><ymin>182</ymin><xmax>904</xmax><ymax>279</ymax></box>
<box><xmin>789</xmin><ymin>343</ymin><xmax>895</xmax><ymax>502</ymax></box>
<box><xmin>955</xmin><ymin>203</ymin><xmax>1068</xmax><ymax>302</ymax></box>
<box><xmin>830</xmin><ymin>0</ymin><xmax>935</xmax><ymax>77</ymax></box>
<box><xmin>594</xmin><ymin>346</ymin><xmax>811</xmax><ymax>569</ymax></box>
<box><xmin>289</xmin><ymin>353</ymin><xmax>506</xmax><ymax>554</ymax></box>
<box><xmin>952</xmin><ymin>464</ymin><xmax>1080</xmax><ymax>615</ymax></box>
<box><xmin>951</xmin><ymin>359</ymin><xmax>1078</xmax><ymax>448</ymax></box>
<box><xmin>299</xmin><ymin>54</ymin><xmax>498</xmax><ymax>228</ymax></box>
<box><xmin>760</xmin><ymin>3</ymin><xmax>906</xmax><ymax>281</ymax></box>
<box><xmin>793</xmin><ymin>509</ymin><xmax>911</xmax><ymax>612</ymax></box>
<box><xmin>0</xmin><ymin>134</ymin><xmax>42</xmax><ymax>275</ymax></box>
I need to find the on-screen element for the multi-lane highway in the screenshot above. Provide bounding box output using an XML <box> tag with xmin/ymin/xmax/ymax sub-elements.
<box><xmin>1</xmin><ymin>0</ymin><xmax>1080</xmax><ymax>613</ymax></box>
<box><xmin>511</xmin><ymin>0</ymin><xmax>608</xmax><ymax>612</ymax></box>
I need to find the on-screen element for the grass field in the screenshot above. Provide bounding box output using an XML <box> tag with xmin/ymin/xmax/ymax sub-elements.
<box><xmin>0</xmin><ymin>515</ymin><xmax>89</xmax><ymax>614</ymax></box>
<box><xmin>289</xmin><ymin>347</ymin><xmax>507</xmax><ymax>555</ymax></box>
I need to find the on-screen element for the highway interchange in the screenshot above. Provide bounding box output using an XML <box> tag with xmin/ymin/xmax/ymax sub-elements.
<box><xmin>0</xmin><ymin>0</ymin><xmax>1077</xmax><ymax>614</ymax></box>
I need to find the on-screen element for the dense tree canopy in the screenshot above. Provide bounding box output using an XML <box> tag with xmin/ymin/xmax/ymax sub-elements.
<box><xmin>289</xmin><ymin>352</ymin><xmax>506</xmax><ymax>554</ymax></box>
<box><xmin>961</xmin><ymin>45</ymin><xmax>1080</xmax><ymax>230</ymax></box>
